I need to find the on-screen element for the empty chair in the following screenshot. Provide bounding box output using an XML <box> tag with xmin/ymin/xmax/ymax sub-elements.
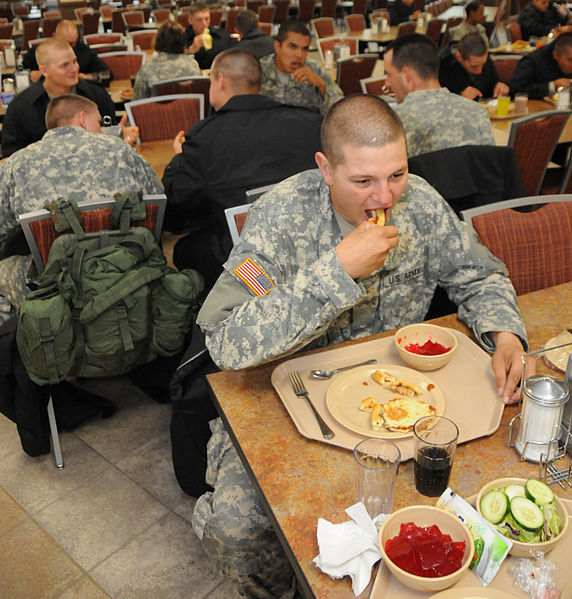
<box><xmin>0</xmin><ymin>17</ymin><xmax>7</xmax><ymax>25</ymax></box>
<box><xmin>226</xmin><ymin>6</ymin><xmax>241</xmax><ymax>32</ymax></box>
<box><xmin>74</xmin><ymin>6</ymin><xmax>91</xmax><ymax>20</ymax></box>
<box><xmin>491</xmin><ymin>55</ymin><xmax>521</xmax><ymax>84</ymax></box>
<box><xmin>225</xmin><ymin>203</ymin><xmax>251</xmax><ymax>245</ymax></box>
<box><xmin>506</xmin><ymin>22</ymin><xmax>522</xmax><ymax>42</ymax></box>
<box><xmin>258</xmin><ymin>4</ymin><xmax>276</xmax><ymax>23</ymax></box>
<box><xmin>344</xmin><ymin>13</ymin><xmax>365</xmax><ymax>32</ymax></box>
<box><xmin>131</xmin><ymin>30</ymin><xmax>156</xmax><ymax>49</ymax></box>
<box><xmin>176</xmin><ymin>12</ymin><xmax>188</xmax><ymax>28</ymax></box>
<box><xmin>99</xmin><ymin>50</ymin><xmax>146</xmax><ymax>79</ymax></box>
<box><xmin>272</xmin><ymin>0</ymin><xmax>290</xmax><ymax>25</ymax></box>
<box><xmin>41</xmin><ymin>17</ymin><xmax>61</xmax><ymax>38</ymax></box>
<box><xmin>425</xmin><ymin>18</ymin><xmax>445</xmax><ymax>46</ymax></box>
<box><xmin>151</xmin><ymin>75</ymin><xmax>211</xmax><ymax>111</ymax></box>
<box><xmin>461</xmin><ymin>196</ymin><xmax>572</xmax><ymax>296</ymax></box>
<box><xmin>82</xmin><ymin>10</ymin><xmax>101</xmax><ymax>36</ymax></box>
<box><xmin>320</xmin><ymin>0</ymin><xmax>336</xmax><ymax>18</ymax></box>
<box><xmin>247</xmin><ymin>0</ymin><xmax>264</xmax><ymax>12</ymax></box>
<box><xmin>13</xmin><ymin>4</ymin><xmax>30</xmax><ymax>17</ymax></box>
<box><xmin>122</xmin><ymin>10</ymin><xmax>145</xmax><ymax>31</ymax></box>
<box><xmin>369</xmin><ymin>10</ymin><xmax>389</xmax><ymax>27</ymax></box>
<box><xmin>317</xmin><ymin>36</ymin><xmax>357</xmax><ymax>62</ymax></box>
<box><xmin>396</xmin><ymin>21</ymin><xmax>417</xmax><ymax>36</ymax></box>
<box><xmin>91</xmin><ymin>42</ymin><xmax>128</xmax><ymax>53</ymax></box>
<box><xmin>22</xmin><ymin>19</ymin><xmax>41</xmax><ymax>51</ymax></box>
<box><xmin>152</xmin><ymin>8</ymin><xmax>171</xmax><ymax>23</ymax></box>
<box><xmin>84</xmin><ymin>32</ymin><xmax>123</xmax><ymax>45</ymax></box>
<box><xmin>0</xmin><ymin>23</ymin><xmax>12</xmax><ymax>39</ymax></box>
<box><xmin>297</xmin><ymin>0</ymin><xmax>315</xmax><ymax>23</ymax></box>
<box><xmin>210</xmin><ymin>8</ymin><xmax>223</xmax><ymax>26</ymax></box>
<box><xmin>508</xmin><ymin>110</ymin><xmax>571</xmax><ymax>196</ymax></box>
<box><xmin>125</xmin><ymin>93</ymin><xmax>204</xmax><ymax>141</ymax></box>
<box><xmin>337</xmin><ymin>53</ymin><xmax>377</xmax><ymax>95</ymax></box>
<box><xmin>112</xmin><ymin>8</ymin><xmax>128</xmax><ymax>33</ymax></box>
<box><xmin>311</xmin><ymin>17</ymin><xmax>334</xmax><ymax>38</ymax></box>
<box><xmin>43</xmin><ymin>9</ymin><xmax>60</xmax><ymax>18</ymax></box>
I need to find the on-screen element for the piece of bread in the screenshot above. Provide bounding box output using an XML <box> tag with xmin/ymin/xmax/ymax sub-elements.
<box><xmin>371</xmin><ymin>369</ymin><xmax>423</xmax><ymax>397</ymax></box>
<box><xmin>368</xmin><ymin>209</ymin><xmax>385</xmax><ymax>226</ymax></box>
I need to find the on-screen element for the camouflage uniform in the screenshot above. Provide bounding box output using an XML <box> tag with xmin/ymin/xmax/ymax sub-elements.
<box><xmin>259</xmin><ymin>54</ymin><xmax>343</xmax><ymax>116</ymax></box>
<box><xmin>449</xmin><ymin>21</ymin><xmax>489</xmax><ymax>46</ymax></box>
<box><xmin>393</xmin><ymin>87</ymin><xmax>495</xmax><ymax>157</ymax></box>
<box><xmin>193</xmin><ymin>170</ymin><xmax>527</xmax><ymax>597</ymax></box>
<box><xmin>0</xmin><ymin>126</ymin><xmax>163</xmax><ymax>322</ymax></box>
<box><xmin>132</xmin><ymin>52</ymin><xmax>202</xmax><ymax>100</ymax></box>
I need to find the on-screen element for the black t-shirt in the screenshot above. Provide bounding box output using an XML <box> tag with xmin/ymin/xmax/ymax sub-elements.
<box><xmin>184</xmin><ymin>25</ymin><xmax>235</xmax><ymax>69</ymax></box>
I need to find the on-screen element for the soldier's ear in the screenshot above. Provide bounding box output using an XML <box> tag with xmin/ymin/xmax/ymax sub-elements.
<box><xmin>315</xmin><ymin>151</ymin><xmax>334</xmax><ymax>185</ymax></box>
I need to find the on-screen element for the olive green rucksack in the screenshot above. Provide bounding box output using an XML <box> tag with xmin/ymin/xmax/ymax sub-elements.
<box><xmin>16</xmin><ymin>194</ymin><xmax>204</xmax><ymax>386</ymax></box>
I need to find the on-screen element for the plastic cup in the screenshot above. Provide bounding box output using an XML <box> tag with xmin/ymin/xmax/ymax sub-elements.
<box><xmin>496</xmin><ymin>95</ymin><xmax>510</xmax><ymax>117</ymax></box>
<box><xmin>515</xmin><ymin>93</ymin><xmax>528</xmax><ymax>114</ymax></box>
<box><xmin>354</xmin><ymin>438</ymin><xmax>401</xmax><ymax>518</ymax></box>
<box><xmin>413</xmin><ymin>415</ymin><xmax>458</xmax><ymax>497</ymax></box>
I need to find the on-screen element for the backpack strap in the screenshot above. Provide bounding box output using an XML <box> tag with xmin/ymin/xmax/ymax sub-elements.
<box><xmin>45</xmin><ymin>199</ymin><xmax>86</xmax><ymax>239</ymax></box>
<box><xmin>111</xmin><ymin>192</ymin><xmax>147</xmax><ymax>234</ymax></box>
<box><xmin>38</xmin><ymin>317</ymin><xmax>61</xmax><ymax>385</ymax></box>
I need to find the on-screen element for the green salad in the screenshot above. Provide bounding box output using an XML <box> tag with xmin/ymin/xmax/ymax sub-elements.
<box><xmin>479</xmin><ymin>479</ymin><xmax>563</xmax><ymax>543</ymax></box>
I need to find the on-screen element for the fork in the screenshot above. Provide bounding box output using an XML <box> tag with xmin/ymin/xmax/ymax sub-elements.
<box><xmin>289</xmin><ymin>371</ymin><xmax>335</xmax><ymax>440</ymax></box>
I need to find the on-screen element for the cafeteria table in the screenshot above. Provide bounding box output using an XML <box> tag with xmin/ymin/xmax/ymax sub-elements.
<box><xmin>205</xmin><ymin>281</ymin><xmax>572</xmax><ymax>599</ymax></box>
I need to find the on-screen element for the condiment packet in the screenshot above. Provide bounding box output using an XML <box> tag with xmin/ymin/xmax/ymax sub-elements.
<box><xmin>437</xmin><ymin>488</ymin><xmax>513</xmax><ymax>586</ymax></box>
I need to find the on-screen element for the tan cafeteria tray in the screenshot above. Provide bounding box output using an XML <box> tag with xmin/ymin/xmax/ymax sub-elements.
<box><xmin>271</xmin><ymin>329</ymin><xmax>503</xmax><ymax>461</ymax></box>
<box><xmin>370</xmin><ymin>497</ymin><xmax>572</xmax><ymax>598</ymax></box>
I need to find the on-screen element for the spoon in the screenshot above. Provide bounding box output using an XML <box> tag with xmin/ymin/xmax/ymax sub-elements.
<box><xmin>310</xmin><ymin>359</ymin><xmax>377</xmax><ymax>380</ymax></box>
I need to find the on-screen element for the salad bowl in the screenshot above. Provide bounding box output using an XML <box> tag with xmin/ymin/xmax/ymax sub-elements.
<box><xmin>476</xmin><ymin>477</ymin><xmax>569</xmax><ymax>557</ymax></box>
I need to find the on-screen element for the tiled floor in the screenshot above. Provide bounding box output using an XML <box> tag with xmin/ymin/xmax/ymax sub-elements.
<box><xmin>0</xmin><ymin>377</ymin><xmax>240</xmax><ymax>599</ymax></box>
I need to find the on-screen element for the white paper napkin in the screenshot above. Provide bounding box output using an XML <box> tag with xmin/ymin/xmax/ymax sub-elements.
<box><xmin>313</xmin><ymin>502</ymin><xmax>388</xmax><ymax>596</ymax></box>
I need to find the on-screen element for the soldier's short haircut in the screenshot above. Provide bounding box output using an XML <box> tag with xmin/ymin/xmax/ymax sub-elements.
<box><xmin>321</xmin><ymin>95</ymin><xmax>405</xmax><ymax>167</ymax></box>
<box><xmin>189</xmin><ymin>2</ymin><xmax>209</xmax><ymax>16</ymax></box>
<box><xmin>37</xmin><ymin>38</ymin><xmax>73</xmax><ymax>66</ymax></box>
<box><xmin>154</xmin><ymin>21</ymin><xmax>186</xmax><ymax>54</ymax></box>
<box><xmin>276</xmin><ymin>20</ymin><xmax>310</xmax><ymax>44</ymax></box>
<box><xmin>45</xmin><ymin>94</ymin><xmax>98</xmax><ymax>130</ymax></box>
<box><xmin>55</xmin><ymin>19</ymin><xmax>78</xmax><ymax>37</ymax></box>
<box><xmin>212</xmin><ymin>47</ymin><xmax>262</xmax><ymax>90</ymax></box>
<box><xmin>235</xmin><ymin>9</ymin><xmax>259</xmax><ymax>36</ymax></box>
<box><xmin>457</xmin><ymin>32</ymin><xmax>487</xmax><ymax>59</ymax></box>
<box><xmin>554</xmin><ymin>31</ymin><xmax>572</xmax><ymax>53</ymax></box>
<box><xmin>465</xmin><ymin>1</ymin><xmax>483</xmax><ymax>17</ymax></box>
<box><xmin>387</xmin><ymin>33</ymin><xmax>438</xmax><ymax>80</ymax></box>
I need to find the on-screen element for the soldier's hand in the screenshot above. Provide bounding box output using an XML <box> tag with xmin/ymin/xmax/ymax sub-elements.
<box><xmin>335</xmin><ymin>221</ymin><xmax>398</xmax><ymax>280</ymax></box>
<box><xmin>173</xmin><ymin>130</ymin><xmax>185</xmax><ymax>154</ymax></box>
<box><xmin>493</xmin><ymin>81</ymin><xmax>509</xmax><ymax>97</ymax></box>
<box><xmin>460</xmin><ymin>86</ymin><xmax>483</xmax><ymax>100</ymax></box>
<box><xmin>291</xmin><ymin>65</ymin><xmax>327</xmax><ymax>97</ymax></box>
<box><xmin>30</xmin><ymin>70</ymin><xmax>41</xmax><ymax>82</ymax></box>
<box><xmin>491</xmin><ymin>332</ymin><xmax>534</xmax><ymax>404</ymax></box>
<box><xmin>188</xmin><ymin>35</ymin><xmax>204</xmax><ymax>55</ymax></box>
<box><xmin>554</xmin><ymin>77</ymin><xmax>571</xmax><ymax>88</ymax></box>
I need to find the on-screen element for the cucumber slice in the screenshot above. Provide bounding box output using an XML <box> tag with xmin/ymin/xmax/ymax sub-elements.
<box><xmin>480</xmin><ymin>490</ymin><xmax>509</xmax><ymax>524</ymax></box>
<box><xmin>525</xmin><ymin>479</ymin><xmax>554</xmax><ymax>506</ymax></box>
<box><xmin>505</xmin><ymin>484</ymin><xmax>526</xmax><ymax>501</ymax></box>
<box><xmin>510</xmin><ymin>496</ymin><xmax>544</xmax><ymax>531</ymax></box>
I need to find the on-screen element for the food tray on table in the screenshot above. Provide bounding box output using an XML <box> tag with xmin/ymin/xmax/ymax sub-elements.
<box><xmin>271</xmin><ymin>329</ymin><xmax>503</xmax><ymax>461</ymax></box>
<box><xmin>370</xmin><ymin>497</ymin><xmax>572</xmax><ymax>598</ymax></box>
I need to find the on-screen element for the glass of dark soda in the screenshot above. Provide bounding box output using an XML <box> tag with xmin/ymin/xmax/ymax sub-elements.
<box><xmin>413</xmin><ymin>415</ymin><xmax>459</xmax><ymax>497</ymax></box>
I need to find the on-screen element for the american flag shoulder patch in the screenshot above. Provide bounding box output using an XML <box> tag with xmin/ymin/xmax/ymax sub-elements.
<box><xmin>233</xmin><ymin>258</ymin><xmax>275</xmax><ymax>296</ymax></box>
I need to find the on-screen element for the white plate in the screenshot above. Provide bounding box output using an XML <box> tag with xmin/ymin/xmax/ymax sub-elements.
<box><xmin>325</xmin><ymin>364</ymin><xmax>445</xmax><ymax>439</ymax></box>
<box><xmin>543</xmin><ymin>330</ymin><xmax>572</xmax><ymax>372</ymax></box>
<box><xmin>428</xmin><ymin>587</ymin><xmax>520</xmax><ymax>599</ymax></box>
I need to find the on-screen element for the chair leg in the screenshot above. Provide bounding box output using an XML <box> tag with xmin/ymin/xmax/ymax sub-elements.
<box><xmin>47</xmin><ymin>395</ymin><xmax>64</xmax><ymax>469</ymax></box>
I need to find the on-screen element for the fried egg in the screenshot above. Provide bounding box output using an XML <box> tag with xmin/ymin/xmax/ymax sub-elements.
<box><xmin>382</xmin><ymin>397</ymin><xmax>437</xmax><ymax>432</ymax></box>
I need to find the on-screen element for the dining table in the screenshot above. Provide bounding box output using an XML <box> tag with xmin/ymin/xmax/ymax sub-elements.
<box><xmin>205</xmin><ymin>280</ymin><xmax>572</xmax><ymax>599</ymax></box>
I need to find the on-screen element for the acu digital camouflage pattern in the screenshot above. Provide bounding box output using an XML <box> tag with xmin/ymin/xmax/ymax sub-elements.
<box><xmin>132</xmin><ymin>53</ymin><xmax>202</xmax><ymax>100</ymax></box>
<box><xmin>449</xmin><ymin>21</ymin><xmax>489</xmax><ymax>45</ymax></box>
<box><xmin>393</xmin><ymin>87</ymin><xmax>495</xmax><ymax>157</ymax></box>
<box><xmin>198</xmin><ymin>169</ymin><xmax>528</xmax><ymax>370</ymax></box>
<box><xmin>0</xmin><ymin>126</ymin><xmax>163</xmax><ymax>320</ymax></box>
<box><xmin>192</xmin><ymin>418</ymin><xmax>298</xmax><ymax>599</ymax></box>
<box><xmin>259</xmin><ymin>54</ymin><xmax>343</xmax><ymax>115</ymax></box>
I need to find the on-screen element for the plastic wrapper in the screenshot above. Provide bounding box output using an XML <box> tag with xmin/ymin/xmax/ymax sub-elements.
<box><xmin>511</xmin><ymin>551</ymin><xmax>560</xmax><ymax>599</ymax></box>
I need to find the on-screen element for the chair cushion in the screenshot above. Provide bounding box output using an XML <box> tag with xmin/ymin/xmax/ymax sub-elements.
<box><xmin>472</xmin><ymin>202</ymin><xmax>572</xmax><ymax>295</ymax></box>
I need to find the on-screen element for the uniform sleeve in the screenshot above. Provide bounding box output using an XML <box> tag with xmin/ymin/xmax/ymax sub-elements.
<box><xmin>311</xmin><ymin>61</ymin><xmax>344</xmax><ymax>115</ymax></box>
<box><xmin>22</xmin><ymin>46</ymin><xmax>38</xmax><ymax>70</ymax></box>
<box><xmin>0</xmin><ymin>160</ymin><xmax>19</xmax><ymax>245</ymax></box>
<box><xmin>132</xmin><ymin>65</ymin><xmax>150</xmax><ymax>100</ymax></box>
<box><xmin>197</xmin><ymin>230</ymin><xmax>364</xmax><ymax>370</ymax></box>
<box><xmin>1</xmin><ymin>101</ymin><xmax>33</xmax><ymax>158</ymax></box>
<box><xmin>509</xmin><ymin>55</ymin><xmax>550</xmax><ymax>99</ymax></box>
<box><xmin>127</xmin><ymin>148</ymin><xmax>164</xmax><ymax>194</ymax></box>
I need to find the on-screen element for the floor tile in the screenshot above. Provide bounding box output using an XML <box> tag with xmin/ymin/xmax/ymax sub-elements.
<box><xmin>0</xmin><ymin>486</ymin><xmax>28</xmax><ymax>535</ymax></box>
<box><xmin>91</xmin><ymin>512</ymin><xmax>223</xmax><ymax>599</ymax></box>
<box><xmin>0</xmin><ymin>432</ymin><xmax>110</xmax><ymax>514</ymax></box>
<box><xmin>0</xmin><ymin>413</ymin><xmax>24</xmax><ymax>461</ymax></box>
<box><xmin>208</xmin><ymin>578</ymin><xmax>243</xmax><ymax>599</ymax></box>
<box><xmin>35</xmin><ymin>466</ymin><xmax>168</xmax><ymax>570</ymax></box>
<box><xmin>55</xmin><ymin>576</ymin><xmax>113</xmax><ymax>599</ymax></box>
<box><xmin>0</xmin><ymin>519</ymin><xmax>83</xmax><ymax>599</ymax></box>
<box><xmin>173</xmin><ymin>494</ymin><xmax>198</xmax><ymax>524</ymax></box>
<box><xmin>114</xmin><ymin>426</ymin><xmax>190</xmax><ymax>510</ymax></box>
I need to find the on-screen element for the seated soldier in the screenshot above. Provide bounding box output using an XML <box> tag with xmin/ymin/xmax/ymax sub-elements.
<box><xmin>384</xmin><ymin>33</ymin><xmax>494</xmax><ymax>156</ymax></box>
<box><xmin>518</xmin><ymin>0</ymin><xmax>570</xmax><ymax>41</ymax></box>
<box><xmin>439</xmin><ymin>32</ymin><xmax>509</xmax><ymax>100</ymax></box>
<box><xmin>235</xmin><ymin>9</ymin><xmax>275</xmax><ymax>58</ymax></box>
<box><xmin>0</xmin><ymin>94</ymin><xmax>162</xmax><ymax>322</ymax></box>
<box><xmin>192</xmin><ymin>95</ymin><xmax>533</xmax><ymax>598</ymax></box>
<box><xmin>186</xmin><ymin>2</ymin><xmax>235</xmax><ymax>69</ymax></box>
<box><xmin>510</xmin><ymin>30</ymin><xmax>572</xmax><ymax>98</ymax></box>
<box><xmin>259</xmin><ymin>20</ymin><xmax>343</xmax><ymax>115</ymax></box>
<box><xmin>449</xmin><ymin>1</ymin><xmax>488</xmax><ymax>46</ymax></box>
<box><xmin>389</xmin><ymin>0</ymin><xmax>421</xmax><ymax>25</ymax></box>
<box><xmin>2</xmin><ymin>39</ymin><xmax>138</xmax><ymax>158</ymax></box>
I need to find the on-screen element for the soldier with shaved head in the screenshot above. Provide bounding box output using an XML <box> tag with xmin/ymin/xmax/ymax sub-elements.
<box><xmin>191</xmin><ymin>95</ymin><xmax>532</xmax><ymax>598</ymax></box>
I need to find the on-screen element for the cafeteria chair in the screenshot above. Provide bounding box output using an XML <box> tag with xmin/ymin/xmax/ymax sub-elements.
<box><xmin>506</xmin><ymin>22</ymin><xmax>522</xmax><ymax>42</ymax></box>
<box><xmin>84</xmin><ymin>32</ymin><xmax>123</xmax><ymax>45</ymax></box>
<box><xmin>272</xmin><ymin>0</ymin><xmax>290</xmax><ymax>26</ymax></box>
<box><xmin>131</xmin><ymin>30</ymin><xmax>156</xmax><ymax>50</ymax></box>
<box><xmin>0</xmin><ymin>39</ymin><xmax>14</xmax><ymax>51</ymax></box>
<box><xmin>73</xmin><ymin>6</ymin><xmax>91</xmax><ymax>21</ymax></box>
<box><xmin>297</xmin><ymin>0</ymin><xmax>316</xmax><ymax>24</ymax></box>
<box><xmin>81</xmin><ymin>10</ymin><xmax>101</xmax><ymax>36</ymax></box>
<box><xmin>352</xmin><ymin>0</ymin><xmax>367</xmax><ymax>14</ymax></box>
<box><xmin>151</xmin><ymin>8</ymin><xmax>171</xmax><ymax>24</ymax></box>
<box><xmin>311</xmin><ymin>17</ymin><xmax>334</xmax><ymax>39</ymax></box>
<box><xmin>99</xmin><ymin>50</ymin><xmax>146</xmax><ymax>80</ymax></box>
<box><xmin>258</xmin><ymin>4</ymin><xmax>276</xmax><ymax>24</ymax></box>
<box><xmin>507</xmin><ymin>109</ymin><xmax>571</xmax><ymax>196</ymax></box>
<box><xmin>259</xmin><ymin>21</ymin><xmax>273</xmax><ymax>34</ymax></box>
<box><xmin>209</xmin><ymin>8</ymin><xmax>223</xmax><ymax>27</ymax></box>
<box><xmin>491</xmin><ymin>55</ymin><xmax>521</xmax><ymax>84</ymax></box>
<box><xmin>337</xmin><ymin>53</ymin><xmax>377</xmax><ymax>95</ymax></box>
<box><xmin>245</xmin><ymin>182</ymin><xmax>276</xmax><ymax>203</ymax></box>
<box><xmin>344</xmin><ymin>13</ymin><xmax>365</xmax><ymax>32</ymax></box>
<box><xmin>176</xmin><ymin>12</ymin><xmax>188</xmax><ymax>28</ymax></box>
<box><xmin>225</xmin><ymin>7</ymin><xmax>241</xmax><ymax>32</ymax></box>
<box><xmin>122</xmin><ymin>10</ymin><xmax>146</xmax><ymax>31</ymax></box>
<box><xmin>369</xmin><ymin>10</ymin><xmax>389</xmax><ymax>27</ymax></box>
<box><xmin>441</xmin><ymin>17</ymin><xmax>463</xmax><ymax>47</ymax></box>
<box><xmin>425</xmin><ymin>18</ymin><xmax>445</xmax><ymax>46</ymax></box>
<box><xmin>225</xmin><ymin>184</ymin><xmax>276</xmax><ymax>244</ymax></box>
<box><xmin>0</xmin><ymin>17</ymin><xmax>6</xmax><ymax>24</ymax></box>
<box><xmin>247</xmin><ymin>0</ymin><xmax>264</xmax><ymax>13</ymax></box>
<box><xmin>42</xmin><ymin>9</ymin><xmax>61</xmax><ymax>18</ymax></box>
<box><xmin>18</xmin><ymin>194</ymin><xmax>167</xmax><ymax>468</ymax></box>
<box><xmin>320</xmin><ymin>0</ymin><xmax>336</xmax><ymax>19</ymax></box>
<box><xmin>112</xmin><ymin>8</ymin><xmax>129</xmax><ymax>33</ymax></box>
<box><xmin>41</xmin><ymin>17</ymin><xmax>61</xmax><ymax>38</ymax></box>
<box><xmin>360</xmin><ymin>75</ymin><xmax>395</xmax><ymax>99</ymax></box>
<box><xmin>125</xmin><ymin>93</ymin><xmax>204</xmax><ymax>142</ymax></box>
<box><xmin>22</xmin><ymin>19</ymin><xmax>40</xmax><ymax>51</ymax></box>
<box><xmin>461</xmin><ymin>195</ymin><xmax>572</xmax><ymax>296</ymax></box>
<box><xmin>396</xmin><ymin>21</ymin><xmax>416</xmax><ymax>36</ymax></box>
<box><xmin>0</xmin><ymin>23</ymin><xmax>12</xmax><ymax>39</ymax></box>
<box><xmin>317</xmin><ymin>36</ymin><xmax>357</xmax><ymax>62</ymax></box>
<box><xmin>13</xmin><ymin>3</ymin><xmax>30</xmax><ymax>17</ymax></box>
<box><xmin>91</xmin><ymin>42</ymin><xmax>128</xmax><ymax>54</ymax></box>
<box><xmin>28</xmin><ymin>37</ymin><xmax>44</xmax><ymax>47</ymax></box>
<box><xmin>151</xmin><ymin>75</ymin><xmax>210</xmax><ymax>112</ymax></box>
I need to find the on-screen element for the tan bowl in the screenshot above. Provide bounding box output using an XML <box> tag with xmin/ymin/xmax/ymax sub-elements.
<box><xmin>476</xmin><ymin>477</ymin><xmax>569</xmax><ymax>557</ymax></box>
<box><xmin>394</xmin><ymin>324</ymin><xmax>457</xmax><ymax>371</ymax></box>
<box><xmin>379</xmin><ymin>505</ymin><xmax>474</xmax><ymax>592</ymax></box>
